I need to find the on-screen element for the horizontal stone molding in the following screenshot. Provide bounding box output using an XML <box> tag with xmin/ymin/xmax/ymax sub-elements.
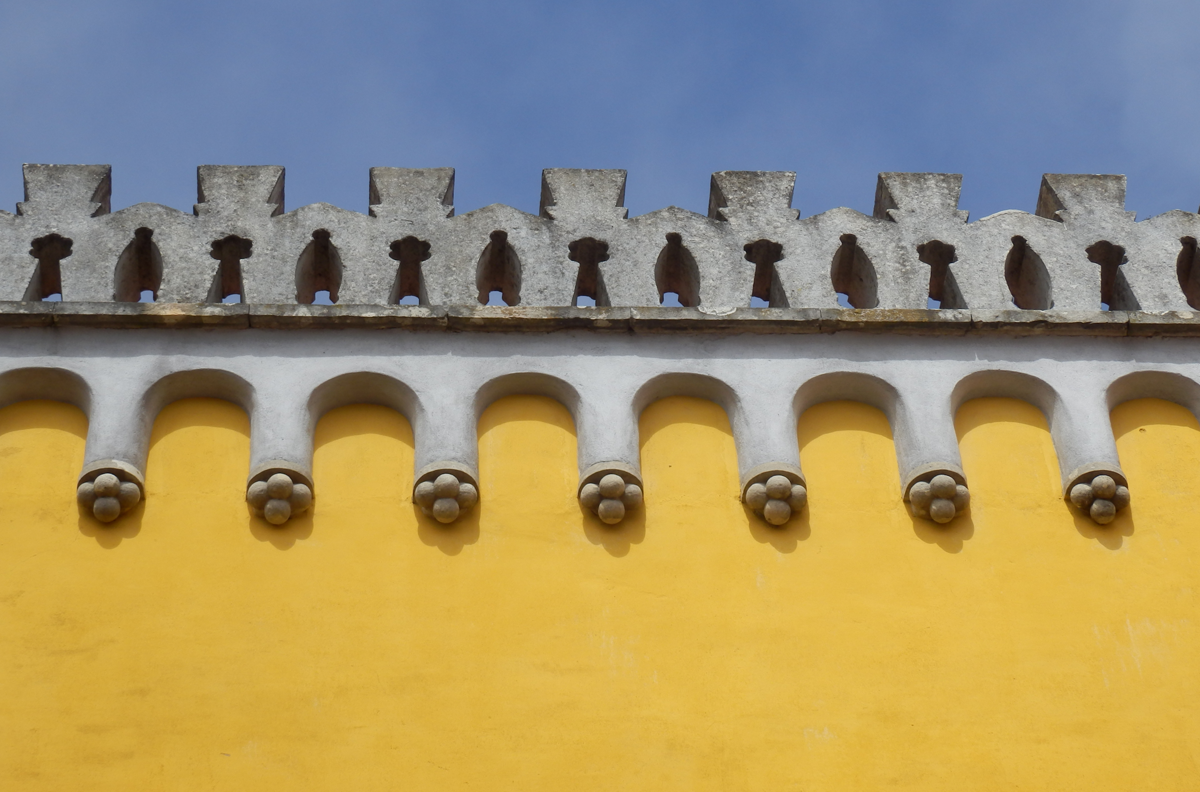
<box><xmin>0</xmin><ymin>302</ymin><xmax>1197</xmax><ymax>336</ymax></box>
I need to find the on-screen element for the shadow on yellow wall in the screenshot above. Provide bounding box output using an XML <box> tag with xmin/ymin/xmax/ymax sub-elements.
<box><xmin>800</xmin><ymin>400</ymin><xmax>980</xmax><ymax>553</ymax></box>
<box><xmin>308</xmin><ymin>403</ymin><xmax>415</xmax><ymax>551</ymax></box>
<box><xmin>956</xmin><ymin>397</ymin><xmax>1141</xmax><ymax>550</ymax></box>
<box><xmin>1112</xmin><ymin>397</ymin><xmax>1200</xmax><ymax>542</ymax></box>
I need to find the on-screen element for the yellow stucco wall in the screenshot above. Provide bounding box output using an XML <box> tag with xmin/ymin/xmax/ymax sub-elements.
<box><xmin>0</xmin><ymin>394</ymin><xmax>1197</xmax><ymax>789</ymax></box>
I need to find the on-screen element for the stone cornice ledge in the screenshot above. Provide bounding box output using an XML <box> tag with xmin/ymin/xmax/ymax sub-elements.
<box><xmin>0</xmin><ymin>302</ymin><xmax>1196</xmax><ymax>336</ymax></box>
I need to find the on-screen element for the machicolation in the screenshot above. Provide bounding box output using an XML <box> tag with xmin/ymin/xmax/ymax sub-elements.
<box><xmin>2</xmin><ymin>164</ymin><xmax>1200</xmax><ymax>531</ymax></box>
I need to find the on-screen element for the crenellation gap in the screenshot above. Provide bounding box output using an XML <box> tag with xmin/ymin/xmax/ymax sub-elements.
<box><xmin>830</xmin><ymin>234</ymin><xmax>878</xmax><ymax>309</ymax></box>
<box><xmin>1177</xmin><ymin>237</ymin><xmax>1200</xmax><ymax>309</ymax></box>
<box><xmin>296</xmin><ymin>229</ymin><xmax>343</xmax><ymax>304</ymax></box>
<box><xmin>568</xmin><ymin>237</ymin><xmax>610</xmax><ymax>308</ymax></box>
<box><xmin>114</xmin><ymin>228</ymin><xmax>163</xmax><ymax>303</ymax></box>
<box><xmin>389</xmin><ymin>236</ymin><xmax>432</xmax><ymax>305</ymax></box>
<box><xmin>917</xmin><ymin>240</ymin><xmax>965</xmax><ymax>310</ymax></box>
<box><xmin>207</xmin><ymin>235</ymin><xmax>252</xmax><ymax>304</ymax></box>
<box><xmin>476</xmin><ymin>230</ymin><xmax>521</xmax><ymax>306</ymax></box>
<box><xmin>1086</xmin><ymin>240</ymin><xmax>1140</xmax><ymax>311</ymax></box>
<box><xmin>743</xmin><ymin>239</ymin><xmax>787</xmax><ymax>308</ymax></box>
<box><xmin>655</xmin><ymin>233</ymin><xmax>700</xmax><ymax>307</ymax></box>
<box><xmin>1004</xmin><ymin>236</ymin><xmax>1052</xmax><ymax>310</ymax></box>
<box><xmin>25</xmin><ymin>233</ymin><xmax>72</xmax><ymax>301</ymax></box>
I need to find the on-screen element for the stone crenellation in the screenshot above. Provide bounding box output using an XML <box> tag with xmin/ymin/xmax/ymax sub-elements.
<box><xmin>2</xmin><ymin>165</ymin><xmax>1200</xmax><ymax>318</ymax></box>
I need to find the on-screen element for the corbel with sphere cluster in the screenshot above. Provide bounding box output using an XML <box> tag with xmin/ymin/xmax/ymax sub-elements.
<box><xmin>742</xmin><ymin>472</ymin><xmax>808</xmax><ymax>525</ymax></box>
<box><xmin>1068</xmin><ymin>472</ymin><xmax>1131</xmax><ymax>524</ymax></box>
<box><xmin>77</xmin><ymin>468</ymin><xmax>142</xmax><ymax>522</ymax></box>
<box><xmin>908</xmin><ymin>474</ymin><xmax>971</xmax><ymax>524</ymax></box>
<box><xmin>579</xmin><ymin>469</ymin><xmax>644</xmax><ymax>525</ymax></box>
<box><xmin>247</xmin><ymin>471</ymin><xmax>313</xmax><ymax>525</ymax></box>
<box><xmin>413</xmin><ymin>469</ymin><xmax>479</xmax><ymax>524</ymax></box>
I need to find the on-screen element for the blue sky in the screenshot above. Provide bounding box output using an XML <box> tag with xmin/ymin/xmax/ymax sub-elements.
<box><xmin>1</xmin><ymin>0</ymin><xmax>1197</xmax><ymax>220</ymax></box>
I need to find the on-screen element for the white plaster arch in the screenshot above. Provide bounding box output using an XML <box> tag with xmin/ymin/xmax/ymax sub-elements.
<box><xmin>1106</xmin><ymin>370</ymin><xmax>1200</xmax><ymax>419</ymax></box>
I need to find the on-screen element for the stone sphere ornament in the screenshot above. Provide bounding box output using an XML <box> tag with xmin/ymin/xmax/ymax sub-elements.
<box><xmin>743</xmin><ymin>473</ymin><xmax>807</xmax><ymax>526</ymax></box>
<box><xmin>909</xmin><ymin>474</ymin><xmax>970</xmax><ymax>524</ymax></box>
<box><xmin>414</xmin><ymin>472</ymin><xmax>479</xmax><ymax>524</ymax></box>
<box><xmin>1068</xmin><ymin>473</ymin><xmax>1130</xmax><ymax>525</ymax></box>
<box><xmin>247</xmin><ymin>472</ymin><xmax>313</xmax><ymax>526</ymax></box>
<box><xmin>77</xmin><ymin>471</ymin><xmax>142</xmax><ymax>523</ymax></box>
<box><xmin>580</xmin><ymin>472</ymin><xmax>643</xmax><ymax>525</ymax></box>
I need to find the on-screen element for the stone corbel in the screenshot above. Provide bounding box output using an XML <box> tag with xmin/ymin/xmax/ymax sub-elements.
<box><xmin>76</xmin><ymin>459</ymin><xmax>143</xmax><ymax>522</ymax></box>
<box><xmin>577</xmin><ymin>462</ymin><xmax>643</xmax><ymax>524</ymax></box>
<box><xmin>1064</xmin><ymin>468</ymin><xmax>1130</xmax><ymax>525</ymax></box>
<box><xmin>75</xmin><ymin>383</ymin><xmax>152</xmax><ymax>524</ymax></box>
<box><xmin>730</xmin><ymin>385</ymin><xmax>809</xmax><ymax>525</ymax></box>
<box><xmin>247</xmin><ymin>382</ymin><xmax>315</xmax><ymax>526</ymax></box>
<box><xmin>413</xmin><ymin>384</ymin><xmax>481</xmax><ymax>524</ymax></box>
<box><xmin>574</xmin><ymin>388</ymin><xmax>643</xmax><ymax>525</ymax></box>
<box><xmin>740</xmin><ymin>463</ymin><xmax>807</xmax><ymax>525</ymax></box>
<box><xmin>1047</xmin><ymin>391</ymin><xmax>1131</xmax><ymax>525</ymax></box>
<box><xmin>892</xmin><ymin>381</ymin><xmax>972</xmax><ymax>524</ymax></box>
<box><xmin>412</xmin><ymin>462</ymin><xmax>479</xmax><ymax>524</ymax></box>
<box><xmin>245</xmin><ymin>462</ymin><xmax>313</xmax><ymax>525</ymax></box>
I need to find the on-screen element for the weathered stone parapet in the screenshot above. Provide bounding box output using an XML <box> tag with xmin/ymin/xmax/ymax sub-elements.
<box><xmin>5</xmin><ymin>165</ymin><xmax>1200</xmax><ymax>316</ymax></box>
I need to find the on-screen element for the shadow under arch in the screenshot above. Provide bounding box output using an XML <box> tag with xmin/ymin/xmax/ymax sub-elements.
<box><xmin>0</xmin><ymin>396</ymin><xmax>98</xmax><ymax>542</ymax></box>
<box><xmin>473</xmin><ymin>372</ymin><xmax>581</xmax><ymax>426</ymax></box>
<box><xmin>1106</xmin><ymin>370</ymin><xmax>1200</xmax><ymax>421</ymax></box>
<box><xmin>950</xmin><ymin>368</ymin><xmax>1100</xmax><ymax>495</ymax></box>
<box><xmin>472</xmin><ymin>373</ymin><xmax>600</xmax><ymax>551</ymax></box>
<box><xmin>1100</xmin><ymin>373</ymin><xmax>1200</xmax><ymax>550</ymax></box>
<box><xmin>950</xmin><ymin>369</ymin><xmax>1059</xmax><ymax>424</ymax></box>
<box><xmin>469</xmin><ymin>391</ymin><xmax>587</xmax><ymax>555</ymax></box>
<box><xmin>633</xmin><ymin>371</ymin><xmax>739</xmax><ymax>422</ymax></box>
<box><xmin>137</xmin><ymin>369</ymin><xmax>254</xmax><ymax>470</ymax></box>
<box><xmin>116</xmin><ymin>371</ymin><xmax>256</xmax><ymax>546</ymax></box>
<box><xmin>632</xmin><ymin>371</ymin><xmax>741</xmax><ymax>508</ymax></box>
<box><xmin>794</xmin><ymin>371</ymin><xmax>899</xmax><ymax>425</ymax></box>
<box><xmin>309</xmin><ymin>372</ymin><xmax>471</xmax><ymax>552</ymax></box>
<box><xmin>948</xmin><ymin>370</ymin><xmax>1136</xmax><ymax>546</ymax></box>
<box><xmin>0</xmin><ymin>366</ymin><xmax>92</xmax><ymax>415</ymax></box>
<box><xmin>796</xmin><ymin>373</ymin><xmax>979</xmax><ymax>553</ymax></box>
<box><xmin>307</xmin><ymin>371</ymin><xmax>422</xmax><ymax>433</ymax></box>
<box><xmin>0</xmin><ymin>369</ymin><xmax>101</xmax><ymax>539</ymax></box>
<box><xmin>632</xmin><ymin>371</ymin><xmax>741</xmax><ymax>485</ymax></box>
<box><xmin>637</xmin><ymin>388</ymin><xmax>741</xmax><ymax>551</ymax></box>
<box><xmin>141</xmin><ymin>368</ymin><xmax>254</xmax><ymax>422</ymax></box>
